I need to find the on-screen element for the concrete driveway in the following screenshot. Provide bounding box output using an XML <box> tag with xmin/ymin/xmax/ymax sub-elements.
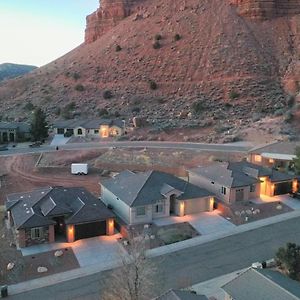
<box><xmin>252</xmin><ymin>194</ymin><xmax>300</xmax><ymax>210</ymax></box>
<box><xmin>71</xmin><ymin>234</ymin><xmax>125</xmax><ymax>268</ymax></box>
<box><xmin>153</xmin><ymin>210</ymin><xmax>236</xmax><ymax>235</ymax></box>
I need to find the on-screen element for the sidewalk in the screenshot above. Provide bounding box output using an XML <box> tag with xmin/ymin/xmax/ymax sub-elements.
<box><xmin>8</xmin><ymin>209</ymin><xmax>300</xmax><ymax>296</ymax></box>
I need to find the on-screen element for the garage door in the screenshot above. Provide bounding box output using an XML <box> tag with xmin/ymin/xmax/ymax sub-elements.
<box><xmin>184</xmin><ymin>198</ymin><xmax>209</xmax><ymax>215</ymax></box>
<box><xmin>274</xmin><ymin>182</ymin><xmax>292</xmax><ymax>196</ymax></box>
<box><xmin>75</xmin><ymin>221</ymin><xmax>106</xmax><ymax>241</ymax></box>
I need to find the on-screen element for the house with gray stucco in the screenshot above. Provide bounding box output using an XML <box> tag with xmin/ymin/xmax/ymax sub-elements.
<box><xmin>222</xmin><ymin>267</ymin><xmax>300</xmax><ymax>300</ymax></box>
<box><xmin>100</xmin><ymin>170</ymin><xmax>214</xmax><ymax>225</ymax></box>
<box><xmin>189</xmin><ymin>161</ymin><xmax>298</xmax><ymax>204</ymax></box>
<box><xmin>0</xmin><ymin>122</ymin><xmax>31</xmax><ymax>143</ymax></box>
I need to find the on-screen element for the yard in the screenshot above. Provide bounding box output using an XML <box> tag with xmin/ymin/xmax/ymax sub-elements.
<box><xmin>0</xmin><ymin>211</ymin><xmax>80</xmax><ymax>285</ymax></box>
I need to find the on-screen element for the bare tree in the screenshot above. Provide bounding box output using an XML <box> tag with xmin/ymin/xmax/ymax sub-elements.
<box><xmin>101</xmin><ymin>233</ymin><xmax>158</xmax><ymax>300</ymax></box>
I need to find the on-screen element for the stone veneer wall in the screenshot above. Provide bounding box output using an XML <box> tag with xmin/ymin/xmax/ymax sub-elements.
<box><xmin>24</xmin><ymin>226</ymin><xmax>50</xmax><ymax>247</ymax></box>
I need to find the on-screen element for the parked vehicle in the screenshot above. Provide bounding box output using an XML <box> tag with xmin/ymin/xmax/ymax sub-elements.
<box><xmin>0</xmin><ymin>145</ymin><xmax>8</xmax><ymax>151</ymax></box>
<box><xmin>29</xmin><ymin>141</ymin><xmax>42</xmax><ymax>148</ymax></box>
<box><xmin>71</xmin><ymin>163</ymin><xmax>88</xmax><ymax>175</ymax></box>
<box><xmin>289</xmin><ymin>191</ymin><xmax>300</xmax><ymax>199</ymax></box>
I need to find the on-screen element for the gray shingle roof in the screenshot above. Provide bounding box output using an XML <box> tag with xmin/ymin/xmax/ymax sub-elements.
<box><xmin>6</xmin><ymin>187</ymin><xmax>115</xmax><ymax>229</ymax></box>
<box><xmin>222</xmin><ymin>268</ymin><xmax>300</xmax><ymax>300</ymax></box>
<box><xmin>0</xmin><ymin>122</ymin><xmax>30</xmax><ymax>133</ymax></box>
<box><xmin>52</xmin><ymin>119</ymin><xmax>124</xmax><ymax>130</ymax></box>
<box><xmin>154</xmin><ymin>289</ymin><xmax>208</xmax><ymax>300</ymax></box>
<box><xmin>101</xmin><ymin>171</ymin><xmax>213</xmax><ymax>207</ymax></box>
<box><xmin>249</xmin><ymin>141</ymin><xmax>300</xmax><ymax>155</ymax></box>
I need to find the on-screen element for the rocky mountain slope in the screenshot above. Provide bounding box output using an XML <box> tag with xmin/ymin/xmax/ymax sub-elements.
<box><xmin>0</xmin><ymin>63</ymin><xmax>37</xmax><ymax>82</ymax></box>
<box><xmin>0</xmin><ymin>0</ymin><xmax>299</xmax><ymax>141</ymax></box>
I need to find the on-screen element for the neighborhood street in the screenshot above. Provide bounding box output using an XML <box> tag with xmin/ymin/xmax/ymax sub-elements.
<box><xmin>0</xmin><ymin>141</ymin><xmax>251</xmax><ymax>157</ymax></box>
<box><xmin>8</xmin><ymin>216</ymin><xmax>300</xmax><ymax>300</ymax></box>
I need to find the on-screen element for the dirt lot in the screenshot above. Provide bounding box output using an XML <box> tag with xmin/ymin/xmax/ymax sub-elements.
<box><xmin>218</xmin><ymin>200</ymin><xmax>293</xmax><ymax>225</ymax></box>
<box><xmin>0</xmin><ymin>212</ymin><xmax>79</xmax><ymax>285</ymax></box>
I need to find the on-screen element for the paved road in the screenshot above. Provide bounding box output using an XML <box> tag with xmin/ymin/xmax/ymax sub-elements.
<box><xmin>9</xmin><ymin>216</ymin><xmax>300</xmax><ymax>300</ymax></box>
<box><xmin>0</xmin><ymin>141</ymin><xmax>251</xmax><ymax>157</ymax></box>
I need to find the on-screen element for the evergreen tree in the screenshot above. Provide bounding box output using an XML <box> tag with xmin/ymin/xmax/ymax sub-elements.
<box><xmin>293</xmin><ymin>147</ymin><xmax>300</xmax><ymax>175</ymax></box>
<box><xmin>30</xmin><ymin>107</ymin><xmax>48</xmax><ymax>141</ymax></box>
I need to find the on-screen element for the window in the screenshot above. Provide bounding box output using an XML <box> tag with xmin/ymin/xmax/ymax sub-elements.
<box><xmin>221</xmin><ymin>186</ymin><xmax>227</xmax><ymax>195</ymax></box>
<box><xmin>31</xmin><ymin>227</ymin><xmax>43</xmax><ymax>239</ymax></box>
<box><xmin>155</xmin><ymin>204</ymin><xmax>163</xmax><ymax>213</ymax></box>
<box><xmin>94</xmin><ymin>129</ymin><xmax>99</xmax><ymax>134</ymax></box>
<box><xmin>136</xmin><ymin>206</ymin><xmax>146</xmax><ymax>216</ymax></box>
<box><xmin>250</xmin><ymin>184</ymin><xmax>255</xmax><ymax>192</ymax></box>
<box><xmin>77</xmin><ymin>128</ymin><xmax>83</xmax><ymax>135</ymax></box>
<box><xmin>254</xmin><ymin>155</ymin><xmax>262</xmax><ymax>162</ymax></box>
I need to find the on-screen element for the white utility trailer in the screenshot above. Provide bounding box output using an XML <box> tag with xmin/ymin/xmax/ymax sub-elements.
<box><xmin>71</xmin><ymin>163</ymin><xmax>88</xmax><ymax>175</ymax></box>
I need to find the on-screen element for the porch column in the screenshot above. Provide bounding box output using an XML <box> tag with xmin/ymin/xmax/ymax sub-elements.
<box><xmin>106</xmin><ymin>218</ymin><xmax>114</xmax><ymax>236</ymax></box>
<box><xmin>67</xmin><ymin>225</ymin><xmax>75</xmax><ymax>243</ymax></box>
<box><xmin>209</xmin><ymin>197</ymin><xmax>214</xmax><ymax>212</ymax></box>
<box><xmin>18</xmin><ymin>229</ymin><xmax>26</xmax><ymax>248</ymax></box>
<box><xmin>179</xmin><ymin>201</ymin><xmax>185</xmax><ymax>217</ymax></box>
<box><xmin>293</xmin><ymin>179</ymin><xmax>298</xmax><ymax>193</ymax></box>
<box><xmin>48</xmin><ymin>225</ymin><xmax>55</xmax><ymax>243</ymax></box>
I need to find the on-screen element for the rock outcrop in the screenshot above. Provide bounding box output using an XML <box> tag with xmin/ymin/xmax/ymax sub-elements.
<box><xmin>85</xmin><ymin>0</ymin><xmax>140</xmax><ymax>44</ymax></box>
<box><xmin>230</xmin><ymin>0</ymin><xmax>300</xmax><ymax>20</ymax></box>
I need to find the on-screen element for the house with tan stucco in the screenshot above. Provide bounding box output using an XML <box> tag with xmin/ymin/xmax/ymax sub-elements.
<box><xmin>100</xmin><ymin>170</ymin><xmax>215</xmax><ymax>225</ymax></box>
<box><xmin>189</xmin><ymin>161</ymin><xmax>298</xmax><ymax>204</ymax></box>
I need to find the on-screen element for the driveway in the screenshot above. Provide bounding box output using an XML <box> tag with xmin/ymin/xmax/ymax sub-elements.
<box><xmin>21</xmin><ymin>234</ymin><xmax>125</xmax><ymax>268</ymax></box>
<box><xmin>252</xmin><ymin>195</ymin><xmax>300</xmax><ymax>210</ymax></box>
<box><xmin>50</xmin><ymin>135</ymin><xmax>71</xmax><ymax>146</ymax></box>
<box><xmin>153</xmin><ymin>210</ymin><xmax>236</xmax><ymax>235</ymax></box>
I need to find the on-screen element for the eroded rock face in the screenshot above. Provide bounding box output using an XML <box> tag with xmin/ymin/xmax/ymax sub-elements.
<box><xmin>85</xmin><ymin>0</ymin><xmax>140</xmax><ymax>44</ymax></box>
<box><xmin>230</xmin><ymin>0</ymin><xmax>300</xmax><ymax>20</ymax></box>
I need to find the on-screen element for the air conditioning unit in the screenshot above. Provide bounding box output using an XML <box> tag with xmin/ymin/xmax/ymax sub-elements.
<box><xmin>144</xmin><ymin>224</ymin><xmax>149</xmax><ymax>229</ymax></box>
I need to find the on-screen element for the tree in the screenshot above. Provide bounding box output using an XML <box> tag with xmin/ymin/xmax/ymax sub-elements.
<box><xmin>101</xmin><ymin>233</ymin><xmax>158</xmax><ymax>300</ymax></box>
<box><xmin>293</xmin><ymin>147</ymin><xmax>300</xmax><ymax>175</ymax></box>
<box><xmin>30</xmin><ymin>107</ymin><xmax>48</xmax><ymax>141</ymax></box>
<box><xmin>276</xmin><ymin>242</ymin><xmax>300</xmax><ymax>280</ymax></box>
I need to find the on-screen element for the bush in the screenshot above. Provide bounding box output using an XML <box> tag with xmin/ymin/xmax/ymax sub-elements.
<box><xmin>24</xmin><ymin>102</ymin><xmax>35</xmax><ymax>111</ymax></box>
<box><xmin>174</xmin><ymin>34</ymin><xmax>181</xmax><ymax>41</ymax></box>
<box><xmin>72</xmin><ymin>72</ymin><xmax>80</xmax><ymax>80</ymax></box>
<box><xmin>153</xmin><ymin>41</ymin><xmax>161</xmax><ymax>49</ymax></box>
<box><xmin>75</xmin><ymin>84</ymin><xmax>85</xmax><ymax>91</ymax></box>
<box><xmin>54</xmin><ymin>107</ymin><xmax>61</xmax><ymax>116</ymax></box>
<box><xmin>114</xmin><ymin>111</ymin><xmax>121</xmax><ymax>117</ymax></box>
<box><xmin>287</xmin><ymin>95</ymin><xmax>295</xmax><ymax>108</ymax></box>
<box><xmin>192</xmin><ymin>101</ymin><xmax>204</xmax><ymax>114</ymax></box>
<box><xmin>132</xmin><ymin>107</ymin><xmax>141</xmax><ymax>113</ymax></box>
<box><xmin>103</xmin><ymin>90</ymin><xmax>113</xmax><ymax>99</ymax></box>
<box><xmin>115</xmin><ymin>45</ymin><xmax>122</xmax><ymax>52</ymax></box>
<box><xmin>155</xmin><ymin>34</ymin><xmax>162</xmax><ymax>40</ymax></box>
<box><xmin>98</xmin><ymin>108</ymin><xmax>109</xmax><ymax>116</ymax></box>
<box><xmin>284</xmin><ymin>111</ymin><xmax>294</xmax><ymax>123</ymax></box>
<box><xmin>229</xmin><ymin>90</ymin><xmax>240</xmax><ymax>100</ymax></box>
<box><xmin>149</xmin><ymin>80</ymin><xmax>158</xmax><ymax>90</ymax></box>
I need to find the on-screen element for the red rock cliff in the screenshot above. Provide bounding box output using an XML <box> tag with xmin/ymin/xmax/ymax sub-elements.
<box><xmin>85</xmin><ymin>0</ymin><xmax>140</xmax><ymax>44</ymax></box>
<box><xmin>230</xmin><ymin>0</ymin><xmax>300</xmax><ymax>20</ymax></box>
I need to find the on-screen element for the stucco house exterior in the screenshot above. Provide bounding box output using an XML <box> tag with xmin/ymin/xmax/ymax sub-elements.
<box><xmin>222</xmin><ymin>268</ymin><xmax>300</xmax><ymax>300</ymax></box>
<box><xmin>52</xmin><ymin>119</ymin><xmax>125</xmax><ymax>138</ymax></box>
<box><xmin>6</xmin><ymin>187</ymin><xmax>115</xmax><ymax>248</ymax></box>
<box><xmin>100</xmin><ymin>170</ymin><xmax>215</xmax><ymax>225</ymax></box>
<box><xmin>0</xmin><ymin>122</ymin><xmax>31</xmax><ymax>143</ymax></box>
<box><xmin>248</xmin><ymin>141</ymin><xmax>300</xmax><ymax>172</ymax></box>
<box><xmin>189</xmin><ymin>161</ymin><xmax>298</xmax><ymax>204</ymax></box>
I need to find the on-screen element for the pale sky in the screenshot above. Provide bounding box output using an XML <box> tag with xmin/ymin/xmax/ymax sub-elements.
<box><xmin>0</xmin><ymin>0</ymin><xmax>99</xmax><ymax>67</ymax></box>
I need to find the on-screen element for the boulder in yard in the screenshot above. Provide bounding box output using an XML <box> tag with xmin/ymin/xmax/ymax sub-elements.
<box><xmin>7</xmin><ymin>262</ymin><xmax>15</xmax><ymax>271</ymax></box>
<box><xmin>37</xmin><ymin>266</ymin><xmax>48</xmax><ymax>273</ymax></box>
<box><xmin>54</xmin><ymin>250</ymin><xmax>64</xmax><ymax>257</ymax></box>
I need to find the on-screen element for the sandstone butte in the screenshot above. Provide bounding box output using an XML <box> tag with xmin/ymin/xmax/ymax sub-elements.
<box><xmin>0</xmin><ymin>0</ymin><xmax>299</xmax><ymax>138</ymax></box>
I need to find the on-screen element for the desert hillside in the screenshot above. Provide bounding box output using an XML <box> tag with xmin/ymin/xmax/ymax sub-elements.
<box><xmin>0</xmin><ymin>0</ymin><xmax>299</xmax><ymax>141</ymax></box>
<box><xmin>0</xmin><ymin>63</ymin><xmax>37</xmax><ymax>82</ymax></box>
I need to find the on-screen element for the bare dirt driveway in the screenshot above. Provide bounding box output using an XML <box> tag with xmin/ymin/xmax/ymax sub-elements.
<box><xmin>0</xmin><ymin>154</ymin><xmax>101</xmax><ymax>205</ymax></box>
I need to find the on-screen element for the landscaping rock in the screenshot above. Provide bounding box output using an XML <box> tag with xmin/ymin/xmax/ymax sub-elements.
<box><xmin>37</xmin><ymin>266</ymin><xmax>48</xmax><ymax>273</ymax></box>
<box><xmin>7</xmin><ymin>262</ymin><xmax>15</xmax><ymax>271</ymax></box>
<box><xmin>54</xmin><ymin>250</ymin><xmax>64</xmax><ymax>257</ymax></box>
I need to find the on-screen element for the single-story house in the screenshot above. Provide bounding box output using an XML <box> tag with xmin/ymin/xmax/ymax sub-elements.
<box><xmin>52</xmin><ymin>119</ymin><xmax>125</xmax><ymax>138</ymax></box>
<box><xmin>100</xmin><ymin>170</ymin><xmax>214</xmax><ymax>225</ymax></box>
<box><xmin>248</xmin><ymin>141</ymin><xmax>300</xmax><ymax>172</ymax></box>
<box><xmin>6</xmin><ymin>186</ymin><xmax>115</xmax><ymax>248</ymax></box>
<box><xmin>154</xmin><ymin>289</ymin><xmax>208</xmax><ymax>300</ymax></box>
<box><xmin>189</xmin><ymin>161</ymin><xmax>298</xmax><ymax>204</ymax></box>
<box><xmin>0</xmin><ymin>122</ymin><xmax>31</xmax><ymax>143</ymax></box>
<box><xmin>222</xmin><ymin>267</ymin><xmax>300</xmax><ymax>300</ymax></box>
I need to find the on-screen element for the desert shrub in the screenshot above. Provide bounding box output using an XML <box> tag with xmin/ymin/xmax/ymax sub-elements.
<box><xmin>132</xmin><ymin>107</ymin><xmax>141</xmax><ymax>113</ymax></box>
<box><xmin>149</xmin><ymin>80</ymin><xmax>158</xmax><ymax>90</ymax></box>
<box><xmin>54</xmin><ymin>107</ymin><xmax>61</xmax><ymax>116</ymax></box>
<box><xmin>153</xmin><ymin>41</ymin><xmax>161</xmax><ymax>49</ymax></box>
<box><xmin>155</xmin><ymin>34</ymin><xmax>162</xmax><ymax>40</ymax></box>
<box><xmin>115</xmin><ymin>45</ymin><xmax>122</xmax><ymax>52</ymax></box>
<box><xmin>224</xmin><ymin>102</ymin><xmax>232</xmax><ymax>108</ymax></box>
<box><xmin>229</xmin><ymin>90</ymin><xmax>240</xmax><ymax>100</ymax></box>
<box><xmin>287</xmin><ymin>95</ymin><xmax>295</xmax><ymax>108</ymax></box>
<box><xmin>274</xmin><ymin>108</ymin><xmax>285</xmax><ymax>117</ymax></box>
<box><xmin>157</xmin><ymin>97</ymin><xmax>166</xmax><ymax>104</ymax></box>
<box><xmin>103</xmin><ymin>90</ymin><xmax>113</xmax><ymax>99</ymax></box>
<box><xmin>24</xmin><ymin>102</ymin><xmax>35</xmax><ymax>111</ymax></box>
<box><xmin>72</xmin><ymin>72</ymin><xmax>80</xmax><ymax>80</ymax></box>
<box><xmin>284</xmin><ymin>111</ymin><xmax>294</xmax><ymax>123</ymax></box>
<box><xmin>174</xmin><ymin>34</ymin><xmax>181</xmax><ymax>41</ymax></box>
<box><xmin>75</xmin><ymin>84</ymin><xmax>85</xmax><ymax>91</ymax></box>
<box><xmin>98</xmin><ymin>108</ymin><xmax>109</xmax><ymax>116</ymax></box>
<box><xmin>192</xmin><ymin>101</ymin><xmax>204</xmax><ymax>114</ymax></box>
<box><xmin>114</xmin><ymin>111</ymin><xmax>121</xmax><ymax>117</ymax></box>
